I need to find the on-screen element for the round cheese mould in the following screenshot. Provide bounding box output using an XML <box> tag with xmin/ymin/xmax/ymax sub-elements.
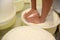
<box><xmin>0</xmin><ymin>8</ymin><xmax>16</xmax><ymax>30</ymax></box>
<box><xmin>13</xmin><ymin>0</ymin><xmax>24</xmax><ymax>12</ymax></box>
<box><xmin>2</xmin><ymin>26</ymin><xmax>56</xmax><ymax>40</ymax></box>
<box><xmin>21</xmin><ymin>8</ymin><xmax>60</xmax><ymax>35</ymax></box>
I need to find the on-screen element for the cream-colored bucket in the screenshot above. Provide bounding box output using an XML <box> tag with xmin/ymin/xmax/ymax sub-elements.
<box><xmin>2</xmin><ymin>26</ymin><xmax>56</xmax><ymax>40</ymax></box>
<box><xmin>21</xmin><ymin>8</ymin><xmax>60</xmax><ymax>35</ymax></box>
<box><xmin>0</xmin><ymin>0</ymin><xmax>16</xmax><ymax>30</ymax></box>
<box><xmin>0</xmin><ymin>8</ymin><xmax>16</xmax><ymax>30</ymax></box>
<box><xmin>13</xmin><ymin>0</ymin><xmax>24</xmax><ymax>12</ymax></box>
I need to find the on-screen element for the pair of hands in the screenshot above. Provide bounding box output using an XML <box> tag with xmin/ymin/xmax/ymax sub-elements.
<box><xmin>24</xmin><ymin>9</ymin><xmax>45</xmax><ymax>24</ymax></box>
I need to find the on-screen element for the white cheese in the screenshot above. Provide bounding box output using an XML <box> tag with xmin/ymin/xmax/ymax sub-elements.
<box><xmin>2</xmin><ymin>26</ymin><xmax>56</xmax><ymax>40</ymax></box>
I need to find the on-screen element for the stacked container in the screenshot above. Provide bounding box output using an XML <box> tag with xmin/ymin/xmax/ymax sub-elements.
<box><xmin>0</xmin><ymin>0</ymin><xmax>16</xmax><ymax>30</ymax></box>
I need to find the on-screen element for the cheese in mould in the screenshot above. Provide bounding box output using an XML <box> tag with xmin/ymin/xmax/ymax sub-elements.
<box><xmin>2</xmin><ymin>26</ymin><xmax>56</xmax><ymax>40</ymax></box>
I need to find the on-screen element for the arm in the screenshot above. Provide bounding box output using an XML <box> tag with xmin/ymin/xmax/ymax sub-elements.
<box><xmin>41</xmin><ymin>0</ymin><xmax>53</xmax><ymax>19</ymax></box>
<box><xmin>31</xmin><ymin>0</ymin><xmax>36</xmax><ymax>10</ymax></box>
<box><xmin>24</xmin><ymin>0</ymin><xmax>41</xmax><ymax>24</ymax></box>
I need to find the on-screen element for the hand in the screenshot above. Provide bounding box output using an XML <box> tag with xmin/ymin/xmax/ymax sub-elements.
<box><xmin>24</xmin><ymin>9</ymin><xmax>40</xmax><ymax>24</ymax></box>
